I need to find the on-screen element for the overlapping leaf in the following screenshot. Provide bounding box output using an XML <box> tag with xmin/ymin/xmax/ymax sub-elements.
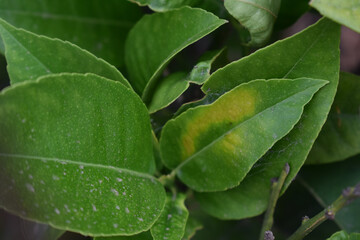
<box><xmin>300</xmin><ymin>157</ymin><xmax>360</xmax><ymax>233</ymax></box>
<box><xmin>0</xmin><ymin>74</ymin><xmax>165</xmax><ymax>236</ymax></box>
<box><xmin>0</xmin><ymin>18</ymin><xmax>130</xmax><ymax>87</ymax></box>
<box><xmin>310</xmin><ymin>0</ymin><xmax>360</xmax><ymax>33</ymax></box>
<box><xmin>224</xmin><ymin>0</ymin><xmax>281</xmax><ymax>45</ymax></box>
<box><xmin>0</xmin><ymin>0</ymin><xmax>142</xmax><ymax>67</ymax></box>
<box><xmin>125</xmin><ymin>7</ymin><xmax>226</xmax><ymax>98</ymax></box>
<box><xmin>196</xmin><ymin>18</ymin><xmax>340</xmax><ymax>219</ymax></box>
<box><xmin>95</xmin><ymin>231</ymin><xmax>153</xmax><ymax>240</ymax></box>
<box><xmin>151</xmin><ymin>193</ymin><xmax>189</xmax><ymax>240</ymax></box>
<box><xmin>148</xmin><ymin>72</ymin><xmax>189</xmax><ymax>114</ymax></box>
<box><xmin>160</xmin><ymin>78</ymin><xmax>327</xmax><ymax>192</ymax></box>
<box><xmin>307</xmin><ymin>72</ymin><xmax>360</xmax><ymax>164</ymax></box>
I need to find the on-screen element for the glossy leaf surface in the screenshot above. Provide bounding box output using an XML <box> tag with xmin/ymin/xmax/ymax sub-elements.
<box><xmin>301</xmin><ymin>157</ymin><xmax>360</xmax><ymax>233</ymax></box>
<box><xmin>151</xmin><ymin>193</ymin><xmax>188</xmax><ymax>240</ymax></box>
<box><xmin>224</xmin><ymin>0</ymin><xmax>281</xmax><ymax>45</ymax></box>
<box><xmin>129</xmin><ymin>0</ymin><xmax>200</xmax><ymax>12</ymax></box>
<box><xmin>310</xmin><ymin>0</ymin><xmax>360</xmax><ymax>33</ymax></box>
<box><xmin>125</xmin><ymin>7</ymin><xmax>226</xmax><ymax>97</ymax></box>
<box><xmin>161</xmin><ymin>78</ymin><xmax>327</xmax><ymax>192</ymax></box>
<box><xmin>328</xmin><ymin>231</ymin><xmax>360</xmax><ymax>240</ymax></box>
<box><xmin>188</xmin><ymin>48</ymin><xmax>224</xmax><ymax>85</ymax></box>
<box><xmin>0</xmin><ymin>18</ymin><xmax>130</xmax><ymax>88</ymax></box>
<box><xmin>0</xmin><ymin>0</ymin><xmax>142</xmax><ymax>67</ymax></box>
<box><xmin>196</xmin><ymin>18</ymin><xmax>340</xmax><ymax>219</ymax></box>
<box><xmin>148</xmin><ymin>72</ymin><xmax>189</xmax><ymax>114</ymax></box>
<box><xmin>0</xmin><ymin>74</ymin><xmax>164</xmax><ymax>235</ymax></box>
<box><xmin>307</xmin><ymin>72</ymin><xmax>360</xmax><ymax>164</ymax></box>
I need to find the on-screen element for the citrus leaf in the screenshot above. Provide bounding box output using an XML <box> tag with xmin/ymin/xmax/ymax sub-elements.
<box><xmin>310</xmin><ymin>0</ymin><xmax>360</xmax><ymax>33</ymax></box>
<box><xmin>307</xmin><ymin>72</ymin><xmax>360</xmax><ymax>164</ymax></box>
<box><xmin>327</xmin><ymin>231</ymin><xmax>360</xmax><ymax>240</ymax></box>
<box><xmin>224</xmin><ymin>0</ymin><xmax>281</xmax><ymax>45</ymax></box>
<box><xmin>0</xmin><ymin>73</ymin><xmax>166</xmax><ymax>236</ymax></box>
<box><xmin>196</xmin><ymin>18</ymin><xmax>340</xmax><ymax>219</ymax></box>
<box><xmin>187</xmin><ymin>48</ymin><xmax>224</xmax><ymax>85</ymax></box>
<box><xmin>151</xmin><ymin>193</ymin><xmax>189</xmax><ymax>240</ymax></box>
<box><xmin>148</xmin><ymin>72</ymin><xmax>190</xmax><ymax>114</ymax></box>
<box><xmin>160</xmin><ymin>78</ymin><xmax>327</xmax><ymax>192</ymax></box>
<box><xmin>129</xmin><ymin>0</ymin><xmax>200</xmax><ymax>12</ymax></box>
<box><xmin>0</xmin><ymin>18</ymin><xmax>131</xmax><ymax>88</ymax></box>
<box><xmin>0</xmin><ymin>0</ymin><xmax>143</xmax><ymax>67</ymax></box>
<box><xmin>125</xmin><ymin>7</ymin><xmax>227</xmax><ymax>98</ymax></box>
<box><xmin>300</xmin><ymin>156</ymin><xmax>360</xmax><ymax>233</ymax></box>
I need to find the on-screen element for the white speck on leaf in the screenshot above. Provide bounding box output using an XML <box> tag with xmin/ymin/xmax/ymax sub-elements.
<box><xmin>26</xmin><ymin>183</ymin><xmax>35</xmax><ymax>192</ymax></box>
<box><xmin>55</xmin><ymin>208</ymin><xmax>60</xmax><ymax>214</ymax></box>
<box><xmin>111</xmin><ymin>188</ymin><xmax>119</xmax><ymax>196</ymax></box>
<box><xmin>125</xmin><ymin>207</ymin><xmax>130</xmax><ymax>214</ymax></box>
<box><xmin>92</xmin><ymin>204</ymin><xmax>97</xmax><ymax>212</ymax></box>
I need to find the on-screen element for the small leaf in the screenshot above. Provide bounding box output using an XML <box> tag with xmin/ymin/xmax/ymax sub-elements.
<box><xmin>300</xmin><ymin>156</ymin><xmax>360</xmax><ymax>233</ymax></box>
<box><xmin>0</xmin><ymin>18</ymin><xmax>131</xmax><ymax>88</ymax></box>
<box><xmin>196</xmin><ymin>18</ymin><xmax>340</xmax><ymax>219</ymax></box>
<box><xmin>151</xmin><ymin>193</ymin><xmax>189</xmax><ymax>240</ymax></box>
<box><xmin>0</xmin><ymin>0</ymin><xmax>143</xmax><ymax>67</ymax></box>
<box><xmin>148</xmin><ymin>72</ymin><xmax>190</xmax><ymax>114</ymax></box>
<box><xmin>327</xmin><ymin>231</ymin><xmax>360</xmax><ymax>240</ymax></box>
<box><xmin>129</xmin><ymin>0</ymin><xmax>201</xmax><ymax>12</ymax></box>
<box><xmin>125</xmin><ymin>7</ymin><xmax>227</xmax><ymax>98</ymax></box>
<box><xmin>224</xmin><ymin>0</ymin><xmax>281</xmax><ymax>45</ymax></box>
<box><xmin>307</xmin><ymin>72</ymin><xmax>360</xmax><ymax>164</ymax></box>
<box><xmin>187</xmin><ymin>48</ymin><xmax>224</xmax><ymax>85</ymax></box>
<box><xmin>0</xmin><ymin>73</ymin><xmax>165</xmax><ymax>235</ymax></box>
<box><xmin>310</xmin><ymin>0</ymin><xmax>360</xmax><ymax>33</ymax></box>
<box><xmin>160</xmin><ymin>78</ymin><xmax>327</xmax><ymax>192</ymax></box>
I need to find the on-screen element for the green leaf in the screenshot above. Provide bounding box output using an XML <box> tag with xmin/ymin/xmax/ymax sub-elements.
<box><xmin>95</xmin><ymin>231</ymin><xmax>153</xmax><ymax>240</ymax></box>
<box><xmin>310</xmin><ymin>0</ymin><xmax>360</xmax><ymax>33</ymax></box>
<box><xmin>125</xmin><ymin>7</ymin><xmax>227</xmax><ymax>98</ymax></box>
<box><xmin>196</xmin><ymin>18</ymin><xmax>340</xmax><ymax>219</ymax></box>
<box><xmin>0</xmin><ymin>18</ymin><xmax>131</xmax><ymax>88</ymax></box>
<box><xmin>148</xmin><ymin>72</ymin><xmax>190</xmax><ymax>114</ymax></box>
<box><xmin>187</xmin><ymin>48</ymin><xmax>224</xmax><ymax>85</ymax></box>
<box><xmin>160</xmin><ymin>78</ymin><xmax>327</xmax><ymax>192</ymax></box>
<box><xmin>0</xmin><ymin>0</ymin><xmax>142</xmax><ymax>67</ymax></box>
<box><xmin>129</xmin><ymin>0</ymin><xmax>201</xmax><ymax>12</ymax></box>
<box><xmin>300</xmin><ymin>156</ymin><xmax>360</xmax><ymax>233</ymax></box>
<box><xmin>0</xmin><ymin>73</ymin><xmax>165</xmax><ymax>236</ymax></box>
<box><xmin>182</xmin><ymin>216</ymin><xmax>203</xmax><ymax>240</ymax></box>
<box><xmin>224</xmin><ymin>0</ymin><xmax>281</xmax><ymax>45</ymax></box>
<box><xmin>307</xmin><ymin>72</ymin><xmax>360</xmax><ymax>164</ymax></box>
<box><xmin>327</xmin><ymin>231</ymin><xmax>360</xmax><ymax>240</ymax></box>
<box><xmin>151</xmin><ymin>193</ymin><xmax>189</xmax><ymax>240</ymax></box>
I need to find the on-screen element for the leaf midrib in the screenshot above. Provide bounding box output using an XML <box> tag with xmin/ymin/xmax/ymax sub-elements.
<box><xmin>174</xmin><ymin>80</ymin><xmax>321</xmax><ymax>172</ymax></box>
<box><xmin>283</xmin><ymin>22</ymin><xmax>328</xmax><ymax>78</ymax></box>
<box><xmin>0</xmin><ymin>9</ymin><xmax>133</xmax><ymax>27</ymax></box>
<box><xmin>0</xmin><ymin>153</ymin><xmax>154</xmax><ymax>179</ymax></box>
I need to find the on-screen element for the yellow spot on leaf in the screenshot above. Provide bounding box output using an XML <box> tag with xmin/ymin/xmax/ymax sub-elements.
<box><xmin>180</xmin><ymin>87</ymin><xmax>257</xmax><ymax>160</ymax></box>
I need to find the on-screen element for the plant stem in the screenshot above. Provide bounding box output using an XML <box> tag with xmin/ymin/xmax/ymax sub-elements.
<box><xmin>158</xmin><ymin>171</ymin><xmax>176</xmax><ymax>188</ymax></box>
<box><xmin>259</xmin><ymin>163</ymin><xmax>290</xmax><ymax>240</ymax></box>
<box><xmin>287</xmin><ymin>183</ymin><xmax>360</xmax><ymax>240</ymax></box>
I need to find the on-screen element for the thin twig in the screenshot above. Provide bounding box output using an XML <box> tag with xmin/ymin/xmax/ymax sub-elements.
<box><xmin>287</xmin><ymin>183</ymin><xmax>360</xmax><ymax>240</ymax></box>
<box><xmin>259</xmin><ymin>163</ymin><xmax>290</xmax><ymax>240</ymax></box>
